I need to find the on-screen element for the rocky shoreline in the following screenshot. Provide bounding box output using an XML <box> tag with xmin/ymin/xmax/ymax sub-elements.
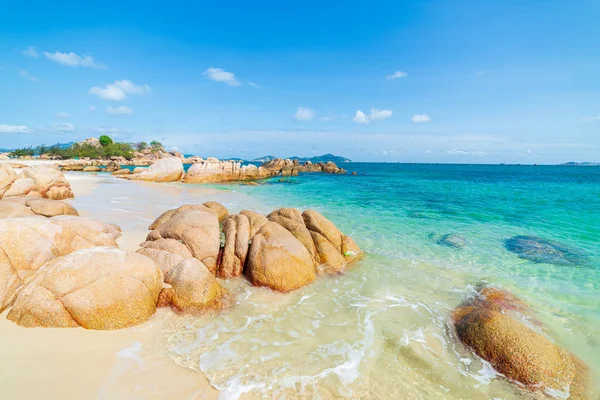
<box><xmin>0</xmin><ymin>168</ymin><xmax>594</xmax><ymax>398</ymax></box>
<box><xmin>55</xmin><ymin>152</ymin><xmax>348</xmax><ymax>183</ymax></box>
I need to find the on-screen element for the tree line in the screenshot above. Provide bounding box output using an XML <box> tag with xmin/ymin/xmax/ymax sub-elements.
<box><xmin>9</xmin><ymin>136</ymin><xmax>164</xmax><ymax>160</ymax></box>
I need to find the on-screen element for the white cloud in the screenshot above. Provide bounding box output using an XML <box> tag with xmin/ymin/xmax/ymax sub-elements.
<box><xmin>369</xmin><ymin>108</ymin><xmax>393</xmax><ymax>121</ymax></box>
<box><xmin>294</xmin><ymin>107</ymin><xmax>315</xmax><ymax>121</ymax></box>
<box><xmin>52</xmin><ymin>122</ymin><xmax>75</xmax><ymax>133</ymax></box>
<box><xmin>386</xmin><ymin>71</ymin><xmax>407</xmax><ymax>80</ymax></box>
<box><xmin>106</xmin><ymin>106</ymin><xmax>134</xmax><ymax>115</ymax></box>
<box><xmin>353</xmin><ymin>108</ymin><xmax>392</xmax><ymax>124</ymax></box>
<box><xmin>43</xmin><ymin>51</ymin><xmax>104</xmax><ymax>68</ymax></box>
<box><xmin>248</xmin><ymin>81</ymin><xmax>259</xmax><ymax>88</ymax></box>
<box><xmin>89</xmin><ymin>80</ymin><xmax>151</xmax><ymax>101</ymax></box>
<box><xmin>581</xmin><ymin>114</ymin><xmax>600</xmax><ymax>122</ymax></box>
<box><xmin>412</xmin><ymin>114</ymin><xmax>431</xmax><ymax>123</ymax></box>
<box><xmin>22</xmin><ymin>46</ymin><xmax>39</xmax><ymax>58</ymax></box>
<box><xmin>18</xmin><ymin>69</ymin><xmax>39</xmax><ymax>82</ymax></box>
<box><xmin>55</xmin><ymin>112</ymin><xmax>69</xmax><ymax>118</ymax></box>
<box><xmin>203</xmin><ymin>67</ymin><xmax>241</xmax><ymax>86</ymax></box>
<box><xmin>89</xmin><ymin>105</ymin><xmax>96</xmax><ymax>112</ymax></box>
<box><xmin>353</xmin><ymin>110</ymin><xmax>370</xmax><ymax>124</ymax></box>
<box><xmin>0</xmin><ymin>124</ymin><xmax>31</xmax><ymax>133</ymax></box>
<box><xmin>445</xmin><ymin>149</ymin><xmax>488</xmax><ymax>156</ymax></box>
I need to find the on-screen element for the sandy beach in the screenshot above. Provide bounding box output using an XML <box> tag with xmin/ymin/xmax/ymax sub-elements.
<box><xmin>0</xmin><ymin>172</ymin><xmax>225</xmax><ymax>400</ymax></box>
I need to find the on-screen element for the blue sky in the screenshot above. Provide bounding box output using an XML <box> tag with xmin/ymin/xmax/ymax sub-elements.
<box><xmin>1</xmin><ymin>0</ymin><xmax>599</xmax><ymax>163</ymax></box>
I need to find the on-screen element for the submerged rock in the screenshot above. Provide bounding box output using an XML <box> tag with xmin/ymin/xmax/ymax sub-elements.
<box><xmin>504</xmin><ymin>235</ymin><xmax>584</xmax><ymax>265</ymax></box>
<box><xmin>453</xmin><ymin>287</ymin><xmax>590</xmax><ymax>398</ymax></box>
<box><xmin>7</xmin><ymin>248</ymin><xmax>163</xmax><ymax>329</ymax></box>
<box><xmin>437</xmin><ymin>233</ymin><xmax>467</xmax><ymax>248</ymax></box>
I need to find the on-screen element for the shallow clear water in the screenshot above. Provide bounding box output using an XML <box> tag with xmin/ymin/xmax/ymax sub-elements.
<box><xmin>78</xmin><ymin>164</ymin><xmax>600</xmax><ymax>398</ymax></box>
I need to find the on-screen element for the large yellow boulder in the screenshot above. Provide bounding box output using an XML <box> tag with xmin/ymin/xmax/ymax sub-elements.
<box><xmin>302</xmin><ymin>210</ymin><xmax>362</xmax><ymax>273</ymax></box>
<box><xmin>268</xmin><ymin>208</ymin><xmax>318</xmax><ymax>263</ymax></box>
<box><xmin>202</xmin><ymin>201</ymin><xmax>229</xmax><ymax>222</ymax></box>
<box><xmin>7</xmin><ymin>248</ymin><xmax>163</xmax><ymax>329</ymax></box>
<box><xmin>148</xmin><ymin>204</ymin><xmax>219</xmax><ymax>230</ymax></box>
<box><xmin>146</xmin><ymin>207</ymin><xmax>220</xmax><ymax>274</ymax></box>
<box><xmin>453</xmin><ymin>287</ymin><xmax>590</xmax><ymax>398</ymax></box>
<box><xmin>0</xmin><ymin>217</ymin><xmax>121</xmax><ymax>313</ymax></box>
<box><xmin>245</xmin><ymin>222</ymin><xmax>316</xmax><ymax>292</ymax></box>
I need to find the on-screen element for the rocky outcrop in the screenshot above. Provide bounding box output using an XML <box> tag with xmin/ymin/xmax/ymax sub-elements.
<box><xmin>158</xmin><ymin>258</ymin><xmax>225</xmax><ymax>313</ymax></box>
<box><xmin>453</xmin><ymin>287</ymin><xmax>590</xmax><ymax>398</ymax></box>
<box><xmin>183</xmin><ymin>158</ymin><xmax>274</xmax><ymax>183</ymax></box>
<box><xmin>122</xmin><ymin>158</ymin><xmax>184</xmax><ymax>182</ymax></box>
<box><xmin>112</xmin><ymin>168</ymin><xmax>131</xmax><ymax>175</ymax></box>
<box><xmin>82</xmin><ymin>166</ymin><xmax>101</xmax><ymax>172</ymax></box>
<box><xmin>245</xmin><ymin>222</ymin><xmax>316</xmax><ymax>292</ymax></box>
<box><xmin>0</xmin><ymin>164</ymin><xmax>74</xmax><ymax>200</ymax></box>
<box><xmin>77</xmin><ymin>137</ymin><xmax>102</xmax><ymax>148</ymax></box>
<box><xmin>7</xmin><ymin>248</ymin><xmax>163</xmax><ymax>329</ymax></box>
<box><xmin>262</xmin><ymin>158</ymin><xmax>347</xmax><ymax>175</ymax></box>
<box><xmin>0</xmin><ymin>216</ymin><xmax>121</xmax><ymax>313</ymax></box>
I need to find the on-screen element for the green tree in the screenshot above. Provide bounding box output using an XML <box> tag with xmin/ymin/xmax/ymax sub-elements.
<box><xmin>10</xmin><ymin>147</ymin><xmax>35</xmax><ymax>157</ymax></box>
<box><xmin>99</xmin><ymin>135</ymin><xmax>114</xmax><ymax>147</ymax></box>
<box><xmin>136</xmin><ymin>141</ymin><xmax>148</xmax><ymax>151</ymax></box>
<box><xmin>150</xmin><ymin>140</ymin><xmax>163</xmax><ymax>150</ymax></box>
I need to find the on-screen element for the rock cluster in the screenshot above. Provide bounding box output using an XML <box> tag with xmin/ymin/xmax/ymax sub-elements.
<box><xmin>0</xmin><ymin>164</ymin><xmax>74</xmax><ymax>200</ymax></box>
<box><xmin>139</xmin><ymin>202</ymin><xmax>363</xmax><ymax>305</ymax></box>
<box><xmin>453</xmin><ymin>286</ymin><xmax>590</xmax><ymax>398</ymax></box>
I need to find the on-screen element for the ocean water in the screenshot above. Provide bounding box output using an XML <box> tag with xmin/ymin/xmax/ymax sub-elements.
<box><xmin>79</xmin><ymin>164</ymin><xmax>600</xmax><ymax>398</ymax></box>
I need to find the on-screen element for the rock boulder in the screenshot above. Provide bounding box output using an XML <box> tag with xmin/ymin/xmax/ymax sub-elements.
<box><xmin>245</xmin><ymin>222</ymin><xmax>316</xmax><ymax>292</ymax></box>
<box><xmin>7</xmin><ymin>248</ymin><xmax>163</xmax><ymax>329</ymax></box>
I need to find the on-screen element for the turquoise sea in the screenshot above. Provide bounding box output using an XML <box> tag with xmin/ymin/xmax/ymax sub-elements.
<box><xmin>108</xmin><ymin>163</ymin><xmax>600</xmax><ymax>398</ymax></box>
